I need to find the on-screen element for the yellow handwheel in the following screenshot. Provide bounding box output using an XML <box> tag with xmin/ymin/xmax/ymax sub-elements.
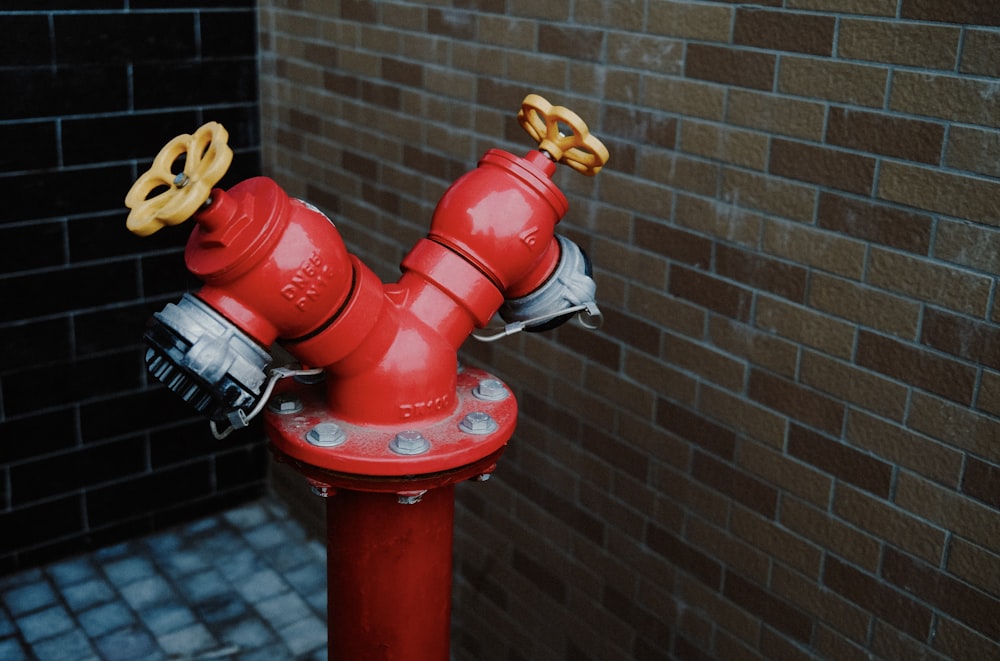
<box><xmin>517</xmin><ymin>94</ymin><xmax>609</xmax><ymax>176</ymax></box>
<box><xmin>125</xmin><ymin>122</ymin><xmax>233</xmax><ymax>236</ymax></box>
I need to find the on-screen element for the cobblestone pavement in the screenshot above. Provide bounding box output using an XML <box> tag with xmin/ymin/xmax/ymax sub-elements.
<box><xmin>0</xmin><ymin>498</ymin><xmax>327</xmax><ymax>660</ymax></box>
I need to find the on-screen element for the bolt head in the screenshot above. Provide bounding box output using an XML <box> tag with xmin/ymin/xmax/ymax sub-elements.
<box><xmin>473</xmin><ymin>378</ymin><xmax>508</xmax><ymax>401</ymax></box>
<box><xmin>305</xmin><ymin>422</ymin><xmax>346</xmax><ymax>447</ymax></box>
<box><xmin>268</xmin><ymin>393</ymin><xmax>303</xmax><ymax>415</ymax></box>
<box><xmin>389</xmin><ymin>430</ymin><xmax>430</xmax><ymax>455</ymax></box>
<box><xmin>459</xmin><ymin>411</ymin><xmax>498</xmax><ymax>435</ymax></box>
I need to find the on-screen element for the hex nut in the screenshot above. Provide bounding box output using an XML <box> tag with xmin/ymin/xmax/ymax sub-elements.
<box><xmin>268</xmin><ymin>393</ymin><xmax>303</xmax><ymax>415</ymax></box>
<box><xmin>473</xmin><ymin>378</ymin><xmax>509</xmax><ymax>401</ymax></box>
<box><xmin>459</xmin><ymin>411</ymin><xmax>498</xmax><ymax>435</ymax></box>
<box><xmin>389</xmin><ymin>430</ymin><xmax>431</xmax><ymax>455</ymax></box>
<box><xmin>305</xmin><ymin>422</ymin><xmax>347</xmax><ymax>447</ymax></box>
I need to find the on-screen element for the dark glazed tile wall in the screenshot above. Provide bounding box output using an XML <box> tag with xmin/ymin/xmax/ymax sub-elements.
<box><xmin>0</xmin><ymin>2</ymin><xmax>263</xmax><ymax>573</ymax></box>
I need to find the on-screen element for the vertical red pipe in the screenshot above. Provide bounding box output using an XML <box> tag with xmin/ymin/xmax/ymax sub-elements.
<box><xmin>326</xmin><ymin>486</ymin><xmax>455</xmax><ymax>660</ymax></box>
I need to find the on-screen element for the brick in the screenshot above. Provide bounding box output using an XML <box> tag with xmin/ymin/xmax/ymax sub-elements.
<box><xmin>871</xmin><ymin>620</ymin><xmax>950</xmax><ymax>661</ymax></box>
<box><xmin>685</xmin><ymin>44</ymin><xmax>776</xmax><ymax>91</ymax></box>
<box><xmin>669</xmin><ymin>265</ymin><xmax>754</xmax><ymax>323</ymax></box>
<box><xmin>723</xmin><ymin>572</ymin><xmax>814</xmax><ymax>643</ymax></box>
<box><xmin>817</xmin><ymin>192</ymin><xmax>932</xmax><ymax>255</ymax></box>
<box><xmin>801</xmin><ymin>351</ymin><xmax>908</xmax><ymax>420</ymax></box>
<box><xmin>721</xmin><ymin>168</ymin><xmax>816</xmax><ymax>223</ymax></box>
<box><xmin>868</xmin><ymin>246</ymin><xmax>992</xmax><ymax>316</ymax></box>
<box><xmin>858</xmin><ymin>330</ymin><xmax>976</xmax><ymax>404</ymax></box>
<box><xmin>787</xmin><ymin>0</ymin><xmax>896</xmax><ymax>15</ymax></box>
<box><xmin>779</xmin><ymin>56</ymin><xmax>888</xmax><ymax>107</ymax></box>
<box><xmin>945</xmin><ymin>125</ymin><xmax>1000</xmax><ymax>178</ymax></box>
<box><xmin>648</xmin><ymin>1</ymin><xmax>733</xmax><ymax>42</ymax></box>
<box><xmin>822</xmin><ymin>554</ymin><xmax>932</xmax><ymax>640</ymax></box>
<box><xmin>639</xmin><ymin>151</ymin><xmax>719</xmax><ymax>197</ymax></box>
<box><xmin>726</xmin><ymin>89</ymin><xmax>825</xmax><ymax>142</ymax></box>
<box><xmin>656</xmin><ymin>399</ymin><xmax>736</xmax><ymax>460</ymax></box>
<box><xmin>932</xmin><ymin>615</ymin><xmax>1000</xmax><ymax>660</ymax></box>
<box><xmin>763</xmin><ymin>218</ymin><xmax>866</xmax><ymax>280</ymax></box>
<box><xmin>837</xmin><ymin>485</ymin><xmax>947</xmax><ymax>564</ymax></box>
<box><xmin>947</xmin><ymin>537</ymin><xmax>1000</xmax><ymax>598</ymax></box>
<box><xmin>784</xmin><ymin>496</ymin><xmax>882</xmax><ymax>570</ymax></box>
<box><xmin>900</xmin><ymin>0</ymin><xmax>1000</xmax><ymax>26</ymax></box>
<box><xmin>896</xmin><ymin>470</ymin><xmax>1000</xmax><ymax>552</ymax></box>
<box><xmin>962</xmin><ymin>456</ymin><xmax>1000</xmax><ymax>510</ymax></box>
<box><xmin>838</xmin><ymin>18</ymin><xmax>960</xmax><ymax>69</ymax></box>
<box><xmin>538</xmin><ymin>23</ymin><xmax>605</xmax><ymax>62</ymax></box>
<box><xmin>892</xmin><ymin>70</ymin><xmax>1000</xmax><ymax>129</ymax></box>
<box><xmin>734</xmin><ymin>8</ymin><xmax>835</xmax><ymax>56</ymax></box>
<box><xmin>922</xmin><ymin>308</ymin><xmax>1000</xmax><ymax>371</ymax></box>
<box><xmin>880</xmin><ymin>161</ymin><xmax>1000</xmax><ymax>228</ymax></box>
<box><xmin>708</xmin><ymin>316</ymin><xmax>798</xmax><ymax>379</ymax></box>
<box><xmin>770</xmin><ymin>563</ymin><xmax>872</xmax><ymax>645</ymax></box>
<box><xmin>628</xmin><ymin>284</ymin><xmax>704</xmax><ymax>338</ymax></box>
<box><xmin>884</xmin><ymin>547</ymin><xmax>1000</xmax><ymax>640</ymax></box>
<box><xmin>845</xmin><ymin>410</ymin><xmax>963</xmax><ymax>487</ymax></box>
<box><xmin>755</xmin><ymin>296</ymin><xmax>855</xmax><ymax>359</ymax></box>
<box><xmin>961</xmin><ymin>28</ymin><xmax>1000</xmax><ymax>77</ymax></box>
<box><xmin>748</xmin><ymin>369</ymin><xmax>846</xmax><ymax>436</ymax></box>
<box><xmin>692</xmin><ymin>451</ymin><xmax>779</xmax><ymax>517</ymax></box>
<box><xmin>680</xmin><ymin>120</ymin><xmax>768</xmax><ymax>170</ymax></box>
<box><xmin>643</xmin><ymin>75</ymin><xmax>726</xmax><ymax>121</ymax></box>
<box><xmin>809</xmin><ymin>273</ymin><xmax>920</xmax><ymax>339</ymax></box>
<box><xmin>687</xmin><ymin>519</ymin><xmax>770</xmax><ymax>584</ymax></box>
<box><xmin>645</xmin><ymin>521</ymin><xmax>722</xmax><ymax>588</ymax></box>
<box><xmin>663</xmin><ymin>333</ymin><xmax>746</xmax><ymax>393</ymax></box>
<box><xmin>737</xmin><ymin>439</ymin><xmax>831</xmax><ymax>506</ymax></box>
<box><xmin>604</xmin><ymin>105</ymin><xmax>677</xmax><ymax>147</ymax></box>
<box><xmin>827</xmin><ymin>107</ymin><xmax>944</xmax><ymax>165</ymax></box>
<box><xmin>634</xmin><ymin>219</ymin><xmax>710</xmax><ymax>268</ymax></box>
<box><xmin>595</xmin><ymin>236</ymin><xmax>668</xmax><ymax>288</ymax></box>
<box><xmin>731</xmin><ymin>506</ymin><xmax>822</xmax><ymax>577</ymax></box>
<box><xmin>700</xmin><ymin>385</ymin><xmax>789</xmax><ymax>449</ymax></box>
<box><xmin>675</xmin><ymin>194</ymin><xmax>763</xmax><ymax>248</ymax></box>
<box><xmin>788</xmin><ymin>424</ymin><xmax>892</xmax><ymax>497</ymax></box>
<box><xmin>717</xmin><ymin>245</ymin><xmax>808</xmax><ymax>303</ymax></box>
<box><xmin>909</xmin><ymin>392</ymin><xmax>1000</xmax><ymax>463</ymax></box>
<box><xmin>576</xmin><ymin>0</ymin><xmax>645</xmax><ymax>31</ymax></box>
<box><xmin>770</xmin><ymin>138</ymin><xmax>876</xmax><ymax>196</ymax></box>
<box><xmin>678</xmin><ymin>577</ymin><xmax>760</xmax><ymax>646</ymax></box>
<box><xmin>978</xmin><ymin>370</ymin><xmax>1000</xmax><ymax>417</ymax></box>
<box><xmin>476</xmin><ymin>15</ymin><xmax>533</xmax><ymax>49</ymax></box>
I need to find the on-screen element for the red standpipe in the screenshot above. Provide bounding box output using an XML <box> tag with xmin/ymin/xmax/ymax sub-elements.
<box><xmin>127</xmin><ymin>95</ymin><xmax>608</xmax><ymax>660</ymax></box>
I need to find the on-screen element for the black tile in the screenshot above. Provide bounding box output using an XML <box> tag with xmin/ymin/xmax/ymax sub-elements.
<box><xmin>69</xmin><ymin>211</ymin><xmax>186</xmax><ymax>263</ymax></box>
<box><xmin>0</xmin><ymin>407</ymin><xmax>77</xmax><ymax>463</ymax></box>
<box><xmin>202</xmin><ymin>104</ymin><xmax>260</xmax><ymax>151</ymax></box>
<box><xmin>54</xmin><ymin>12</ymin><xmax>197</xmax><ymax>64</ymax></box>
<box><xmin>215</xmin><ymin>439</ymin><xmax>269</xmax><ymax>489</ymax></box>
<box><xmin>0</xmin><ymin>259</ymin><xmax>139</xmax><ymax>323</ymax></box>
<box><xmin>0</xmin><ymin>15</ymin><xmax>52</xmax><ymax>66</ymax></box>
<box><xmin>85</xmin><ymin>460</ymin><xmax>213</xmax><ymax>528</ymax></box>
<box><xmin>0</xmin><ymin>64</ymin><xmax>129</xmax><ymax>121</ymax></box>
<box><xmin>62</xmin><ymin>110</ymin><xmax>200</xmax><ymax>166</ymax></box>
<box><xmin>133</xmin><ymin>58</ymin><xmax>258</xmax><ymax>109</ymax></box>
<box><xmin>201</xmin><ymin>10</ymin><xmax>257</xmax><ymax>58</ymax></box>
<box><xmin>132</xmin><ymin>0</ymin><xmax>253</xmax><ymax>8</ymax></box>
<box><xmin>0</xmin><ymin>220</ymin><xmax>66</xmax><ymax>274</ymax></box>
<box><xmin>0</xmin><ymin>495</ymin><xmax>85</xmax><ymax>554</ymax></box>
<box><xmin>141</xmin><ymin>251</ymin><xmax>202</xmax><ymax>298</ymax></box>
<box><xmin>149</xmin><ymin>419</ymin><xmax>222</xmax><ymax>468</ymax></box>
<box><xmin>2</xmin><ymin>1</ymin><xmax>123</xmax><ymax>9</ymax></box>
<box><xmin>74</xmin><ymin>299</ymin><xmax>168</xmax><ymax>357</ymax></box>
<box><xmin>0</xmin><ymin>163</ymin><xmax>134</xmax><ymax>224</ymax></box>
<box><xmin>0</xmin><ymin>120</ymin><xmax>58</xmax><ymax>173</ymax></box>
<box><xmin>2</xmin><ymin>349</ymin><xmax>144</xmax><ymax>416</ymax></box>
<box><xmin>10</xmin><ymin>436</ymin><xmax>148</xmax><ymax>506</ymax></box>
<box><xmin>0</xmin><ymin>316</ymin><xmax>72</xmax><ymax>372</ymax></box>
<box><xmin>79</xmin><ymin>387</ymin><xmax>202</xmax><ymax>443</ymax></box>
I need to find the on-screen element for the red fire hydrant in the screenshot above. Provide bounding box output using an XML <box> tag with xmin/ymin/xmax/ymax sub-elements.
<box><xmin>126</xmin><ymin>94</ymin><xmax>608</xmax><ymax>660</ymax></box>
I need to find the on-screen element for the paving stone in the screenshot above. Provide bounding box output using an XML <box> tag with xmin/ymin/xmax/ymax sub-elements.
<box><xmin>140</xmin><ymin>601</ymin><xmax>196</xmax><ymax>636</ymax></box>
<box><xmin>224</xmin><ymin>502</ymin><xmax>270</xmax><ymax>529</ymax></box>
<box><xmin>16</xmin><ymin>603</ymin><xmax>76</xmax><ymax>643</ymax></box>
<box><xmin>31</xmin><ymin>627</ymin><xmax>98</xmax><ymax>661</ymax></box>
<box><xmin>195</xmin><ymin>593</ymin><xmax>249</xmax><ymax>624</ymax></box>
<box><xmin>119</xmin><ymin>575</ymin><xmax>176</xmax><ymax>612</ymax></box>
<box><xmin>284</xmin><ymin>563</ymin><xmax>325</xmax><ymax>596</ymax></box>
<box><xmin>175</xmin><ymin>568</ymin><xmax>230</xmax><ymax>604</ymax></box>
<box><xmin>103</xmin><ymin>556</ymin><xmax>158</xmax><ymax>588</ymax></box>
<box><xmin>278</xmin><ymin>613</ymin><xmax>327</xmax><ymax>656</ymax></box>
<box><xmin>216</xmin><ymin>547</ymin><xmax>268</xmax><ymax>582</ymax></box>
<box><xmin>254</xmin><ymin>590</ymin><xmax>311</xmax><ymax>630</ymax></box>
<box><xmin>0</xmin><ymin>636</ymin><xmax>29</xmax><ymax>661</ymax></box>
<box><xmin>156</xmin><ymin>548</ymin><xmax>211</xmax><ymax>579</ymax></box>
<box><xmin>46</xmin><ymin>557</ymin><xmax>98</xmax><ymax>588</ymax></box>
<box><xmin>3</xmin><ymin>579</ymin><xmax>58</xmax><ymax>615</ymax></box>
<box><xmin>157</xmin><ymin>622</ymin><xmax>218</xmax><ymax>656</ymax></box>
<box><xmin>62</xmin><ymin>577</ymin><xmax>117</xmax><ymax>613</ymax></box>
<box><xmin>94</xmin><ymin>624</ymin><xmax>164</xmax><ymax>661</ymax></box>
<box><xmin>236</xmin><ymin>641</ymin><xmax>297</xmax><ymax>661</ymax></box>
<box><xmin>219</xmin><ymin>614</ymin><xmax>277</xmax><ymax>649</ymax></box>
<box><xmin>243</xmin><ymin>521</ymin><xmax>289</xmax><ymax>550</ymax></box>
<box><xmin>236</xmin><ymin>568</ymin><xmax>288</xmax><ymax>603</ymax></box>
<box><xmin>0</xmin><ymin>605</ymin><xmax>16</xmax><ymax>637</ymax></box>
<box><xmin>79</xmin><ymin>601</ymin><xmax>136</xmax><ymax>638</ymax></box>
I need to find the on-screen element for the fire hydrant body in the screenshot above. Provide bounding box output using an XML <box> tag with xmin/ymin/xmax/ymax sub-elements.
<box><xmin>126</xmin><ymin>95</ymin><xmax>608</xmax><ymax>660</ymax></box>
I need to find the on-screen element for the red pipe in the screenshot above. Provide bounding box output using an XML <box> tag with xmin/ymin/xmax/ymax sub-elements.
<box><xmin>326</xmin><ymin>487</ymin><xmax>455</xmax><ymax>661</ymax></box>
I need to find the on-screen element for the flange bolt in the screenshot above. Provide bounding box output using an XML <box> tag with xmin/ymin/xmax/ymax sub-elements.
<box><xmin>305</xmin><ymin>422</ymin><xmax>347</xmax><ymax>447</ymax></box>
<box><xmin>390</xmin><ymin>430</ymin><xmax>431</xmax><ymax>455</ymax></box>
<box><xmin>459</xmin><ymin>411</ymin><xmax>498</xmax><ymax>435</ymax></box>
<box><xmin>268</xmin><ymin>393</ymin><xmax>303</xmax><ymax>415</ymax></box>
<box><xmin>473</xmin><ymin>378</ymin><xmax>509</xmax><ymax>401</ymax></box>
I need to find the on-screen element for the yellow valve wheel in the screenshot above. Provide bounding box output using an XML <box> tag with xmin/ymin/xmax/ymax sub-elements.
<box><xmin>125</xmin><ymin>122</ymin><xmax>233</xmax><ymax>236</ymax></box>
<box><xmin>517</xmin><ymin>94</ymin><xmax>609</xmax><ymax>176</ymax></box>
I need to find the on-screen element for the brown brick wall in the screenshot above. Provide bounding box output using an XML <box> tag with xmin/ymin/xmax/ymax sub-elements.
<box><xmin>258</xmin><ymin>1</ymin><xmax>1000</xmax><ymax>658</ymax></box>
